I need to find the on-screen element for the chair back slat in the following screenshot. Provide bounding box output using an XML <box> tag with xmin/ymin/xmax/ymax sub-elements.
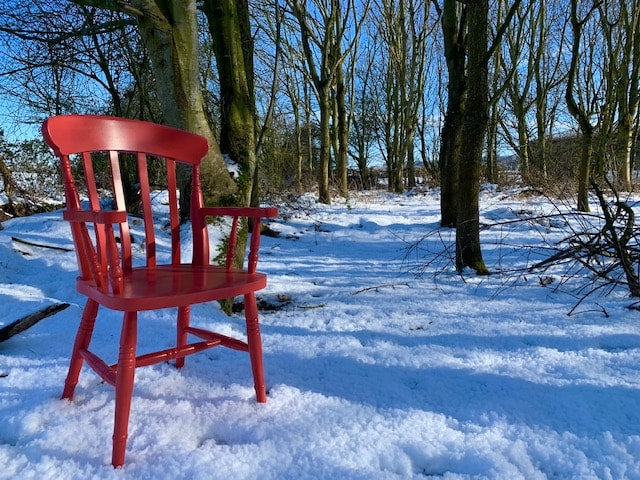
<box><xmin>190</xmin><ymin>164</ymin><xmax>210</xmax><ymax>265</ymax></box>
<box><xmin>59</xmin><ymin>153</ymin><xmax>92</xmax><ymax>280</ymax></box>
<box><xmin>81</xmin><ymin>151</ymin><xmax>107</xmax><ymax>268</ymax></box>
<box><xmin>248</xmin><ymin>218</ymin><xmax>262</xmax><ymax>274</ymax></box>
<box><xmin>108</xmin><ymin>151</ymin><xmax>133</xmax><ymax>270</ymax></box>
<box><xmin>136</xmin><ymin>152</ymin><xmax>156</xmax><ymax>268</ymax></box>
<box><xmin>166</xmin><ymin>158</ymin><xmax>181</xmax><ymax>265</ymax></box>
<box><xmin>42</xmin><ymin>114</ymin><xmax>209</xmax><ymax>281</ymax></box>
<box><xmin>226</xmin><ymin>217</ymin><xmax>239</xmax><ymax>272</ymax></box>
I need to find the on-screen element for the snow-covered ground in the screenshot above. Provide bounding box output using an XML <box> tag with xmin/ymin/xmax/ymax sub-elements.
<box><xmin>1</xmin><ymin>188</ymin><xmax>640</xmax><ymax>479</ymax></box>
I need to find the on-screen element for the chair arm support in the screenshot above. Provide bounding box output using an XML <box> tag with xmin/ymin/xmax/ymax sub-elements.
<box><xmin>196</xmin><ymin>207</ymin><xmax>277</xmax><ymax>272</ymax></box>
<box><xmin>198</xmin><ymin>207</ymin><xmax>278</xmax><ymax>220</ymax></box>
<box><xmin>63</xmin><ymin>209</ymin><xmax>128</xmax><ymax>224</ymax></box>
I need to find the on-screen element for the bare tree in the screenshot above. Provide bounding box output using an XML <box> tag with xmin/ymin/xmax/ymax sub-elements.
<box><xmin>287</xmin><ymin>0</ymin><xmax>366</xmax><ymax>204</ymax></box>
<box><xmin>565</xmin><ymin>0</ymin><xmax>602</xmax><ymax>212</ymax></box>
<box><xmin>202</xmin><ymin>0</ymin><xmax>257</xmax><ymax>209</ymax></box>
<box><xmin>0</xmin><ymin>133</ymin><xmax>15</xmax><ymax>197</ymax></box>
<box><xmin>435</xmin><ymin>0</ymin><xmax>521</xmax><ymax>273</ymax></box>
<box><xmin>602</xmin><ymin>0</ymin><xmax>640</xmax><ymax>191</ymax></box>
<box><xmin>376</xmin><ymin>0</ymin><xmax>432</xmax><ymax>193</ymax></box>
<box><xmin>435</xmin><ymin>0</ymin><xmax>466</xmax><ymax>227</ymax></box>
<box><xmin>485</xmin><ymin>0</ymin><xmax>504</xmax><ymax>184</ymax></box>
<box><xmin>69</xmin><ymin>0</ymin><xmax>236</xmax><ymax>214</ymax></box>
<box><xmin>349</xmin><ymin>25</ymin><xmax>379</xmax><ymax>189</ymax></box>
<box><xmin>532</xmin><ymin>0</ymin><xmax>567</xmax><ymax>180</ymax></box>
<box><xmin>0</xmin><ymin>1</ymin><xmax>136</xmax><ymax>120</ymax></box>
<box><xmin>502</xmin><ymin>1</ymin><xmax>538</xmax><ymax>180</ymax></box>
<box><xmin>283</xmin><ymin>58</ymin><xmax>306</xmax><ymax>192</ymax></box>
<box><xmin>455</xmin><ymin>0</ymin><xmax>491</xmax><ymax>273</ymax></box>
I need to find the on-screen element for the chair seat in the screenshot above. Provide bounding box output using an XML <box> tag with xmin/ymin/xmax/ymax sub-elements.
<box><xmin>76</xmin><ymin>265</ymin><xmax>267</xmax><ymax>311</ymax></box>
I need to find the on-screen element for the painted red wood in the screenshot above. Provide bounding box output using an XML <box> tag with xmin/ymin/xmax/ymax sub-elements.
<box><xmin>42</xmin><ymin>115</ymin><xmax>277</xmax><ymax>468</ymax></box>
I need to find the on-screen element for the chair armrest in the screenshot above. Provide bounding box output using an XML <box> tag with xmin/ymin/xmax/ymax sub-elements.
<box><xmin>62</xmin><ymin>209</ymin><xmax>126</xmax><ymax>293</ymax></box>
<box><xmin>198</xmin><ymin>207</ymin><xmax>278</xmax><ymax>220</ymax></box>
<box><xmin>196</xmin><ymin>207</ymin><xmax>277</xmax><ymax>273</ymax></box>
<box><xmin>63</xmin><ymin>209</ymin><xmax>128</xmax><ymax>224</ymax></box>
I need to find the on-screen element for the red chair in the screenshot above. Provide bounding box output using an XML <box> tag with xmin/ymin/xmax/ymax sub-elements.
<box><xmin>42</xmin><ymin>115</ymin><xmax>277</xmax><ymax>467</ymax></box>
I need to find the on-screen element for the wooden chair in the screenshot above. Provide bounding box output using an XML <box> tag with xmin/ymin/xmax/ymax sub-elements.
<box><xmin>41</xmin><ymin>115</ymin><xmax>277</xmax><ymax>467</ymax></box>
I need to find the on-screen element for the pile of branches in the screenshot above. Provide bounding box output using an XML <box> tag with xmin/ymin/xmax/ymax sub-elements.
<box><xmin>531</xmin><ymin>182</ymin><xmax>640</xmax><ymax>301</ymax></box>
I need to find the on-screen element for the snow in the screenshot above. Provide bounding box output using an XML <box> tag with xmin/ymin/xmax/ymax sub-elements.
<box><xmin>1</xmin><ymin>188</ymin><xmax>640</xmax><ymax>479</ymax></box>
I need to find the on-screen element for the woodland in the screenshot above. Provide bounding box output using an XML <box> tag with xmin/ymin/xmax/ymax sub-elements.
<box><xmin>1</xmin><ymin>2</ymin><xmax>640</xmax><ymax>477</ymax></box>
<box><xmin>0</xmin><ymin>0</ymin><xmax>637</xmax><ymax>279</ymax></box>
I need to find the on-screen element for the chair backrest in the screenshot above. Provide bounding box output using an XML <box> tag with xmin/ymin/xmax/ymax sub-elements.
<box><xmin>42</xmin><ymin>115</ymin><xmax>210</xmax><ymax>285</ymax></box>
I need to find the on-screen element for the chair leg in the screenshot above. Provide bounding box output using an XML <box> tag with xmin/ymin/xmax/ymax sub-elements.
<box><xmin>112</xmin><ymin>312</ymin><xmax>137</xmax><ymax>468</ymax></box>
<box><xmin>175</xmin><ymin>306</ymin><xmax>190</xmax><ymax>368</ymax></box>
<box><xmin>244</xmin><ymin>293</ymin><xmax>266</xmax><ymax>403</ymax></box>
<box><xmin>62</xmin><ymin>299</ymin><xmax>99</xmax><ymax>400</ymax></box>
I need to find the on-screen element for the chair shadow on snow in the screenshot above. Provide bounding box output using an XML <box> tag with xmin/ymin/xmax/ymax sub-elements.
<box><xmin>260</xmin><ymin>322</ymin><xmax>640</xmax><ymax>438</ymax></box>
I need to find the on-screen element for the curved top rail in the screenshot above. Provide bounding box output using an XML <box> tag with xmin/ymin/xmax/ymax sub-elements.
<box><xmin>42</xmin><ymin>115</ymin><xmax>209</xmax><ymax>164</ymax></box>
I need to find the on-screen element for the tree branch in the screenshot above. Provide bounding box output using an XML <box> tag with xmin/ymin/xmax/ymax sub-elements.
<box><xmin>486</xmin><ymin>0</ymin><xmax>523</xmax><ymax>61</ymax></box>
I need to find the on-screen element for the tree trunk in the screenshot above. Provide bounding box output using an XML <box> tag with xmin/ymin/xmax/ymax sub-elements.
<box><xmin>0</xmin><ymin>156</ymin><xmax>15</xmax><ymax>196</ymax></box>
<box><xmin>203</xmin><ymin>0</ymin><xmax>256</xmax><ymax>208</ymax></box>
<box><xmin>486</xmin><ymin>104</ymin><xmax>499</xmax><ymax>183</ymax></box>
<box><xmin>305</xmin><ymin>83</ymin><xmax>314</xmax><ymax>176</ymax></box>
<box><xmin>533</xmin><ymin>0</ymin><xmax>550</xmax><ymax>180</ymax></box>
<box><xmin>485</xmin><ymin>0</ymin><xmax>503</xmax><ymax>184</ymax></box>
<box><xmin>132</xmin><ymin>0</ymin><xmax>235</xmax><ymax>217</ymax></box>
<box><xmin>336</xmin><ymin>62</ymin><xmax>349</xmax><ymax>198</ymax></box>
<box><xmin>577</xmin><ymin>132</ymin><xmax>593</xmax><ymax>212</ymax></box>
<box><xmin>565</xmin><ymin>0</ymin><xmax>596</xmax><ymax>212</ymax></box>
<box><xmin>318</xmin><ymin>88</ymin><xmax>332</xmax><ymax>204</ymax></box>
<box><xmin>535</xmin><ymin>99</ymin><xmax>548</xmax><ymax>179</ymax></box>
<box><xmin>203</xmin><ymin>0</ymin><xmax>260</xmax><ymax>314</ymax></box>
<box><xmin>617</xmin><ymin>115</ymin><xmax>634</xmax><ymax>190</ymax></box>
<box><xmin>455</xmin><ymin>0</ymin><xmax>488</xmax><ymax>274</ymax></box>
<box><xmin>613</xmin><ymin>0</ymin><xmax>640</xmax><ymax>191</ymax></box>
<box><xmin>407</xmin><ymin>133</ymin><xmax>416</xmax><ymax>188</ymax></box>
<box><xmin>515</xmin><ymin>105</ymin><xmax>530</xmax><ymax>180</ymax></box>
<box><xmin>439</xmin><ymin>0</ymin><xmax>466</xmax><ymax>227</ymax></box>
<box><xmin>292</xmin><ymin>94</ymin><xmax>304</xmax><ymax>193</ymax></box>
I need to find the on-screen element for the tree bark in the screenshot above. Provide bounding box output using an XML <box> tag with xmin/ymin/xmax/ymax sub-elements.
<box><xmin>0</xmin><ymin>155</ymin><xmax>15</xmax><ymax>196</ymax></box>
<box><xmin>439</xmin><ymin>0</ymin><xmax>466</xmax><ymax>227</ymax></box>
<box><xmin>455</xmin><ymin>0</ymin><xmax>488</xmax><ymax>274</ymax></box>
<box><xmin>335</xmin><ymin>57</ymin><xmax>349</xmax><ymax>198</ymax></box>
<box><xmin>614</xmin><ymin>0</ymin><xmax>640</xmax><ymax>191</ymax></box>
<box><xmin>131</xmin><ymin>0</ymin><xmax>236</xmax><ymax>217</ymax></box>
<box><xmin>318</xmin><ymin>88</ymin><xmax>332</xmax><ymax>204</ymax></box>
<box><xmin>203</xmin><ymin>0</ymin><xmax>257</xmax><ymax>208</ymax></box>
<box><xmin>565</xmin><ymin>0</ymin><xmax>597</xmax><ymax>212</ymax></box>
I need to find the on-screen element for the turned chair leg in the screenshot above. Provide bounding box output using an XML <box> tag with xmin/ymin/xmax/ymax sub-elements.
<box><xmin>175</xmin><ymin>306</ymin><xmax>190</xmax><ymax>369</ymax></box>
<box><xmin>244</xmin><ymin>293</ymin><xmax>266</xmax><ymax>403</ymax></box>
<box><xmin>62</xmin><ymin>299</ymin><xmax>99</xmax><ymax>400</ymax></box>
<box><xmin>112</xmin><ymin>312</ymin><xmax>138</xmax><ymax>468</ymax></box>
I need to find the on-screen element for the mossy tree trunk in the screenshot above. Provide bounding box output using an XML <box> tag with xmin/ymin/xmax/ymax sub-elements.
<box><xmin>0</xmin><ymin>155</ymin><xmax>15</xmax><ymax>196</ymax></box>
<box><xmin>441</xmin><ymin>0</ymin><xmax>521</xmax><ymax>273</ymax></box>
<box><xmin>203</xmin><ymin>0</ymin><xmax>261</xmax><ymax>314</ymax></box>
<box><xmin>71</xmin><ymin>0</ymin><xmax>237</xmax><ymax>216</ymax></box>
<box><xmin>455</xmin><ymin>0</ymin><xmax>488</xmax><ymax>275</ymax></box>
<box><xmin>203</xmin><ymin>0</ymin><xmax>256</xmax><ymax>209</ymax></box>
<box><xmin>439</xmin><ymin>0</ymin><xmax>466</xmax><ymax>227</ymax></box>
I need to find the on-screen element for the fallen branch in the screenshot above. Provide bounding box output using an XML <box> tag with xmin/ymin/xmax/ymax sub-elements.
<box><xmin>352</xmin><ymin>283</ymin><xmax>410</xmax><ymax>295</ymax></box>
<box><xmin>0</xmin><ymin>303</ymin><xmax>70</xmax><ymax>342</ymax></box>
<box><xmin>11</xmin><ymin>236</ymin><xmax>73</xmax><ymax>252</ymax></box>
